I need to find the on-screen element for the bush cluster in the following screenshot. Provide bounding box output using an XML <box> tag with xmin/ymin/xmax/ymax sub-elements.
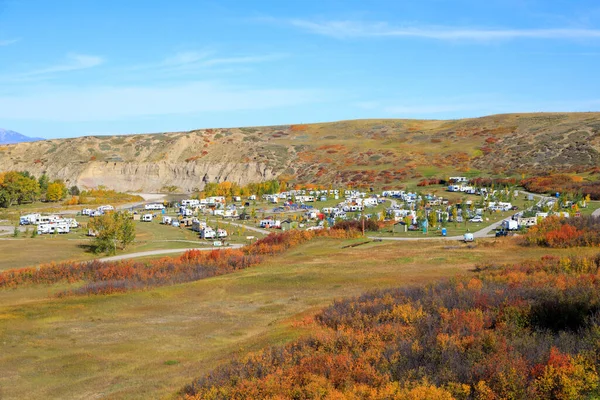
<box><xmin>523</xmin><ymin>215</ymin><xmax>600</xmax><ymax>248</ymax></box>
<box><xmin>184</xmin><ymin>254</ymin><xmax>600</xmax><ymax>399</ymax></box>
<box><xmin>0</xmin><ymin>229</ymin><xmax>359</xmax><ymax>296</ymax></box>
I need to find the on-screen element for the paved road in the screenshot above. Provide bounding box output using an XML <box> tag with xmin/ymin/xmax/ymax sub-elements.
<box><xmin>98</xmin><ymin>243</ymin><xmax>243</xmax><ymax>262</ymax></box>
<box><xmin>221</xmin><ymin>220</ymin><xmax>270</xmax><ymax>235</ymax></box>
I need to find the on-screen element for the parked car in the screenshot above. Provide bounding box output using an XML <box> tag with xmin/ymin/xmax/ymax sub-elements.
<box><xmin>495</xmin><ymin>229</ymin><xmax>508</xmax><ymax>237</ymax></box>
<box><xmin>469</xmin><ymin>216</ymin><xmax>483</xmax><ymax>223</ymax></box>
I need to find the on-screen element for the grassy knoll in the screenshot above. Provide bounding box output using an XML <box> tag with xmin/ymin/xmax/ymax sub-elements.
<box><xmin>0</xmin><ymin>237</ymin><xmax>596</xmax><ymax>399</ymax></box>
<box><xmin>0</xmin><ymin>220</ymin><xmax>206</xmax><ymax>270</ymax></box>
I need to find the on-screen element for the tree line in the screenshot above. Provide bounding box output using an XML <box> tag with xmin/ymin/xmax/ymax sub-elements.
<box><xmin>0</xmin><ymin>170</ymin><xmax>79</xmax><ymax>208</ymax></box>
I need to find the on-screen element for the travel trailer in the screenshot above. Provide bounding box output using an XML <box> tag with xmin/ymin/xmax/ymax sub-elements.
<box><xmin>142</xmin><ymin>214</ymin><xmax>153</xmax><ymax>222</ymax></box>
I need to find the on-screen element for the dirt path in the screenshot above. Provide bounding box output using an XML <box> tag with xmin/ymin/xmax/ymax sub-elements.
<box><xmin>98</xmin><ymin>243</ymin><xmax>243</xmax><ymax>262</ymax></box>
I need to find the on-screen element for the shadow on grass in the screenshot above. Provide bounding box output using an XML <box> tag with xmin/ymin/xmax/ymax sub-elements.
<box><xmin>77</xmin><ymin>243</ymin><xmax>98</xmax><ymax>254</ymax></box>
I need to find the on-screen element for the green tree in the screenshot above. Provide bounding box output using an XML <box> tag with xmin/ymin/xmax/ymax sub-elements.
<box><xmin>0</xmin><ymin>171</ymin><xmax>41</xmax><ymax>207</ymax></box>
<box><xmin>46</xmin><ymin>183</ymin><xmax>62</xmax><ymax>202</ymax></box>
<box><xmin>88</xmin><ymin>211</ymin><xmax>136</xmax><ymax>255</ymax></box>
<box><xmin>38</xmin><ymin>173</ymin><xmax>49</xmax><ymax>192</ymax></box>
<box><xmin>69</xmin><ymin>185</ymin><xmax>80</xmax><ymax>196</ymax></box>
<box><xmin>428</xmin><ymin>211</ymin><xmax>438</xmax><ymax>228</ymax></box>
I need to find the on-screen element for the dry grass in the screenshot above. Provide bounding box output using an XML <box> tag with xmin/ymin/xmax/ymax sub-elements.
<box><xmin>0</xmin><ymin>237</ymin><xmax>595</xmax><ymax>399</ymax></box>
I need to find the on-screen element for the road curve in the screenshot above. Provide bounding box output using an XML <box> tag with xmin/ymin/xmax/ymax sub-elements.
<box><xmin>98</xmin><ymin>243</ymin><xmax>243</xmax><ymax>262</ymax></box>
<box><xmin>222</xmin><ymin>221</ymin><xmax>270</xmax><ymax>235</ymax></box>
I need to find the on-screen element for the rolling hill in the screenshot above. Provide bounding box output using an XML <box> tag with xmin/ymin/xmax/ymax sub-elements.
<box><xmin>0</xmin><ymin>112</ymin><xmax>599</xmax><ymax>192</ymax></box>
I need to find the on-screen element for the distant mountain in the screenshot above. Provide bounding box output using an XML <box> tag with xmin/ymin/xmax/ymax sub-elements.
<box><xmin>0</xmin><ymin>129</ymin><xmax>44</xmax><ymax>144</ymax></box>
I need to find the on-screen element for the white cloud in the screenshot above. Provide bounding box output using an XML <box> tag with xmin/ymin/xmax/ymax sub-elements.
<box><xmin>288</xmin><ymin>19</ymin><xmax>600</xmax><ymax>41</ymax></box>
<box><xmin>0</xmin><ymin>81</ymin><xmax>323</xmax><ymax>121</ymax></box>
<box><xmin>0</xmin><ymin>38</ymin><xmax>20</xmax><ymax>46</ymax></box>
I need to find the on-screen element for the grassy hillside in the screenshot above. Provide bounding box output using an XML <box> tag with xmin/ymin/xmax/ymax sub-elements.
<box><xmin>0</xmin><ymin>113</ymin><xmax>599</xmax><ymax>192</ymax></box>
<box><xmin>1</xmin><ymin>237</ymin><xmax>597</xmax><ymax>398</ymax></box>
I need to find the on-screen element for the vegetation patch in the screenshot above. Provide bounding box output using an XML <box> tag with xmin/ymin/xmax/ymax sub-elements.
<box><xmin>184</xmin><ymin>253</ymin><xmax>600</xmax><ymax>399</ymax></box>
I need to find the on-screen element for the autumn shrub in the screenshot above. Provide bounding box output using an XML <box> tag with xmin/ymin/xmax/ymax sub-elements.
<box><xmin>331</xmin><ymin>218</ymin><xmax>379</xmax><ymax>232</ymax></box>
<box><xmin>183</xmin><ymin>254</ymin><xmax>600</xmax><ymax>399</ymax></box>
<box><xmin>417</xmin><ymin>178</ymin><xmax>443</xmax><ymax>186</ymax></box>
<box><xmin>0</xmin><ymin>229</ymin><xmax>358</xmax><ymax>295</ymax></box>
<box><xmin>523</xmin><ymin>215</ymin><xmax>600</xmax><ymax>248</ymax></box>
<box><xmin>522</xmin><ymin>174</ymin><xmax>600</xmax><ymax>200</ymax></box>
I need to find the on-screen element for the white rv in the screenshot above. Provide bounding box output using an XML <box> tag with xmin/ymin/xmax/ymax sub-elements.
<box><xmin>201</xmin><ymin>227</ymin><xmax>216</xmax><ymax>239</ymax></box>
<box><xmin>19</xmin><ymin>214</ymin><xmax>40</xmax><ymax>225</ymax></box>
<box><xmin>181</xmin><ymin>199</ymin><xmax>200</xmax><ymax>207</ymax></box>
<box><xmin>216</xmin><ymin>229</ymin><xmax>228</xmax><ymax>238</ymax></box>
<box><xmin>142</xmin><ymin>214</ymin><xmax>153</xmax><ymax>222</ymax></box>
<box><xmin>259</xmin><ymin>219</ymin><xmax>281</xmax><ymax>228</ymax></box>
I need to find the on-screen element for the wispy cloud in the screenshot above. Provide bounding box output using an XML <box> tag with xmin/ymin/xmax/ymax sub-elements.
<box><xmin>0</xmin><ymin>53</ymin><xmax>104</xmax><ymax>83</ymax></box>
<box><xmin>127</xmin><ymin>50</ymin><xmax>285</xmax><ymax>77</ymax></box>
<box><xmin>0</xmin><ymin>38</ymin><xmax>20</xmax><ymax>46</ymax></box>
<box><xmin>23</xmin><ymin>53</ymin><xmax>104</xmax><ymax>76</ymax></box>
<box><xmin>288</xmin><ymin>19</ymin><xmax>600</xmax><ymax>41</ymax></box>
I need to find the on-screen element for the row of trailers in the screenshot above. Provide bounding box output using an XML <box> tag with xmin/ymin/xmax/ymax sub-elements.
<box><xmin>19</xmin><ymin>213</ymin><xmax>79</xmax><ymax>234</ymax></box>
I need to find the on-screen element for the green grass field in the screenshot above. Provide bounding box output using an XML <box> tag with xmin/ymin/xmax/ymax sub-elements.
<box><xmin>0</xmin><ymin>219</ymin><xmax>206</xmax><ymax>270</ymax></box>
<box><xmin>0</xmin><ymin>237</ymin><xmax>596</xmax><ymax>399</ymax></box>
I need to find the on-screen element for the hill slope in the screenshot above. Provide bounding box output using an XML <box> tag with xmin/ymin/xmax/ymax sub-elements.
<box><xmin>0</xmin><ymin>113</ymin><xmax>599</xmax><ymax>192</ymax></box>
<box><xmin>0</xmin><ymin>129</ymin><xmax>44</xmax><ymax>145</ymax></box>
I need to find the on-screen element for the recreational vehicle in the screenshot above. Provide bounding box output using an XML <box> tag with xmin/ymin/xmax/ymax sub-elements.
<box><xmin>142</xmin><ymin>214</ymin><xmax>153</xmax><ymax>222</ymax></box>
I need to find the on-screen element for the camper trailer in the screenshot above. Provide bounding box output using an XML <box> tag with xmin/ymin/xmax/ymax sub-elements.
<box><xmin>19</xmin><ymin>214</ymin><xmax>40</xmax><ymax>225</ymax></box>
<box><xmin>502</xmin><ymin>219</ymin><xmax>519</xmax><ymax>231</ymax></box>
<box><xmin>142</xmin><ymin>214</ymin><xmax>153</xmax><ymax>222</ymax></box>
<box><xmin>192</xmin><ymin>220</ymin><xmax>207</xmax><ymax>232</ymax></box>
<box><xmin>216</xmin><ymin>229</ymin><xmax>228</xmax><ymax>238</ymax></box>
<box><xmin>181</xmin><ymin>199</ymin><xmax>200</xmax><ymax>207</ymax></box>
<box><xmin>145</xmin><ymin>203</ymin><xmax>165</xmax><ymax>210</ymax></box>
<box><xmin>259</xmin><ymin>219</ymin><xmax>281</xmax><ymax>228</ymax></box>
<box><xmin>201</xmin><ymin>227</ymin><xmax>216</xmax><ymax>239</ymax></box>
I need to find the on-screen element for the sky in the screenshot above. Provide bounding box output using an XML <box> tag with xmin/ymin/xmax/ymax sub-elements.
<box><xmin>1</xmin><ymin>0</ymin><xmax>600</xmax><ymax>139</ymax></box>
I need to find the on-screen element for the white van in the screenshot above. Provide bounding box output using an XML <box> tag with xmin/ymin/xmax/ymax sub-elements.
<box><xmin>142</xmin><ymin>214</ymin><xmax>153</xmax><ymax>222</ymax></box>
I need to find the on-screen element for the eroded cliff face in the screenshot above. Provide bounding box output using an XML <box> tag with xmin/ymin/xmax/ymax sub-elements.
<box><xmin>74</xmin><ymin>161</ymin><xmax>279</xmax><ymax>192</ymax></box>
<box><xmin>0</xmin><ymin>157</ymin><xmax>282</xmax><ymax>193</ymax></box>
<box><xmin>0</xmin><ymin>128</ymin><xmax>293</xmax><ymax>192</ymax></box>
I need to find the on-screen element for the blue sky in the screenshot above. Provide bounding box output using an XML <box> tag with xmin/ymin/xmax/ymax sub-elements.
<box><xmin>1</xmin><ymin>0</ymin><xmax>600</xmax><ymax>139</ymax></box>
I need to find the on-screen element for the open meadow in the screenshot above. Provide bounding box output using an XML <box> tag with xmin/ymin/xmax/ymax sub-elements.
<box><xmin>0</xmin><ymin>236</ymin><xmax>596</xmax><ymax>399</ymax></box>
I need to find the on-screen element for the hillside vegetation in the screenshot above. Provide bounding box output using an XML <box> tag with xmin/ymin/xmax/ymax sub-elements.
<box><xmin>185</xmin><ymin>253</ymin><xmax>600</xmax><ymax>399</ymax></box>
<box><xmin>0</xmin><ymin>113</ymin><xmax>599</xmax><ymax>192</ymax></box>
